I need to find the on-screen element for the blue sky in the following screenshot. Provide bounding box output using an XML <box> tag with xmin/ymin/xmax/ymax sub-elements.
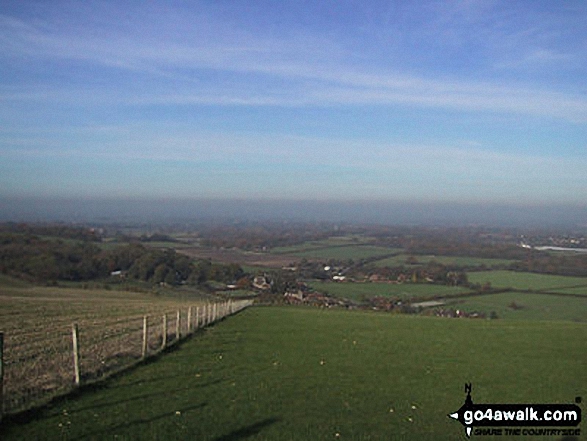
<box><xmin>1</xmin><ymin>0</ymin><xmax>586</xmax><ymax>205</ymax></box>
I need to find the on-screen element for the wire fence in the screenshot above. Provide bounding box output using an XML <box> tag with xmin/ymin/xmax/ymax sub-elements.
<box><xmin>0</xmin><ymin>299</ymin><xmax>253</xmax><ymax>419</ymax></box>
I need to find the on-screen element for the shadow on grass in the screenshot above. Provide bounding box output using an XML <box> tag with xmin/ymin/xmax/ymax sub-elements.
<box><xmin>64</xmin><ymin>379</ymin><xmax>224</xmax><ymax>415</ymax></box>
<box><xmin>71</xmin><ymin>402</ymin><xmax>208</xmax><ymax>441</ymax></box>
<box><xmin>212</xmin><ymin>417</ymin><xmax>281</xmax><ymax>441</ymax></box>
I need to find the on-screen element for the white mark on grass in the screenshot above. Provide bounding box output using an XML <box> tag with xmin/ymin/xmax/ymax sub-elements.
<box><xmin>320</xmin><ymin>360</ymin><xmax>326</xmax><ymax>365</ymax></box>
<box><xmin>175</xmin><ymin>411</ymin><xmax>181</xmax><ymax>416</ymax></box>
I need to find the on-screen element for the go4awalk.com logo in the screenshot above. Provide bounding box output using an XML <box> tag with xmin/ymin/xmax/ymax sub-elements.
<box><xmin>448</xmin><ymin>384</ymin><xmax>582</xmax><ymax>438</ymax></box>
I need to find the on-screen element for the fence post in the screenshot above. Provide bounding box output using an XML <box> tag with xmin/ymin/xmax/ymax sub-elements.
<box><xmin>176</xmin><ymin>310</ymin><xmax>181</xmax><ymax>341</ymax></box>
<box><xmin>0</xmin><ymin>332</ymin><xmax>4</xmax><ymax>422</ymax></box>
<box><xmin>195</xmin><ymin>306</ymin><xmax>200</xmax><ymax>329</ymax></box>
<box><xmin>187</xmin><ymin>306</ymin><xmax>192</xmax><ymax>334</ymax></box>
<box><xmin>72</xmin><ymin>324</ymin><xmax>80</xmax><ymax>386</ymax></box>
<box><xmin>142</xmin><ymin>316</ymin><xmax>148</xmax><ymax>359</ymax></box>
<box><xmin>161</xmin><ymin>314</ymin><xmax>167</xmax><ymax>349</ymax></box>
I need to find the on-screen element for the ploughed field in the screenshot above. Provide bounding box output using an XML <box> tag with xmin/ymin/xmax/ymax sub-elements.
<box><xmin>3</xmin><ymin>306</ymin><xmax>585</xmax><ymax>440</ymax></box>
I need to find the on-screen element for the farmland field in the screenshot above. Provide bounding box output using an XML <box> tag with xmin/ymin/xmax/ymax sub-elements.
<box><xmin>0</xmin><ymin>283</ymin><xmax>218</xmax><ymax>414</ymax></box>
<box><xmin>269</xmin><ymin>236</ymin><xmax>378</xmax><ymax>254</ymax></box>
<box><xmin>549</xmin><ymin>286</ymin><xmax>587</xmax><ymax>296</ymax></box>
<box><xmin>278</xmin><ymin>245</ymin><xmax>399</xmax><ymax>260</ymax></box>
<box><xmin>309</xmin><ymin>281</ymin><xmax>470</xmax><ymax>302</ymax></box>
<box><xmin>467</xmin><ymin>270</ymin><xmax>587</xmax><ymax>291</ymax></box>
<box><xmin>373</xmin><ymin>254</ymin><xmax>515</xmax><ymax>268</ymax></box>
<box><xmin>2</xmin><ymin>306</ymin><xmax>584</xmax><ymax>440</ymax></box>
<box><xmin>141</xmin><ymin>241</ymin><xmax>193</xmax><ymax>249</ymax></box>
<box><xmin>446</xmin><ymin>292</ymin><xmax>587</xmax><ymax>322</ymax></box>
<box><xmin>179</xmin><ymin>247</ymin><xmax>296</xmax><ymax>268</ymax></box>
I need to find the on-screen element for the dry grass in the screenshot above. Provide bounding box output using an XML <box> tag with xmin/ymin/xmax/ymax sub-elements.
<box><xmin>0</xmin><ymin>284</ymin><xmax>227</xmax><ymax>414</ymax></box>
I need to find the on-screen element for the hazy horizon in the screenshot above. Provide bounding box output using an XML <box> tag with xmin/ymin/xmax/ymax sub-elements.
<box><xmin>1</xmin><ymin>197</ymin><xmax>585</xmax><ymax>229</ymax></box>
<box><xmin>1</xmin><ymin>1</ymin><xmax>585</xmax><ymax>213</ymax></box>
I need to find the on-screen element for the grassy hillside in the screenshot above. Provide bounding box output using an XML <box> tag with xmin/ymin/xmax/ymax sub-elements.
<box><xmin>3</xmin><ymin>307</ymin><xmax>585</xmax><ymax>440</ymax></box>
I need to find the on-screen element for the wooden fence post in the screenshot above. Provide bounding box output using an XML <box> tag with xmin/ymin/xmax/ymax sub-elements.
<box><xmin>176</xmin><ymin>310</ymin><xmax>181</xmax><ymax>341</ymax></box>
<box><xmin>142</xmin><ymin>316</ymin><xmax>148</xmax><ymax>359</ymax></box>
<box><xmin>161</xmin><ymin>314</ymin><xmax>167</xmax><ymax>349</ymax></box>
<box><xmin>0</xmin><ymin>332</ymin><xmax>4</xmax><ymax>422</ymax></box>
<box><xmin>72</xmin><ymin>324</ymin><xmax>80</xmax><ymax>386</ymax></box>
<box><xmin>195</xmin><ymin>306</ymin><xmax>200</xmax><ymax>329</ymax></box>
<box><xmin>187</xmin><ymin>306</ymin><xmax>192</xmax><ymax>334</ymax></box>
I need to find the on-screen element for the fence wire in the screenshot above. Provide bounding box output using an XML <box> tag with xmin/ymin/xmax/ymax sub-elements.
<box><xmin>0</xmin><ymin>300</ymin><xmax>252</xmax><ymax>416</ymax></box>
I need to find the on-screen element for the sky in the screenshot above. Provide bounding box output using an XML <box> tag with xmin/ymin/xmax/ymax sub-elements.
<box><xmin>1</xmin><ymin>0</ymin><xmax>586</xmax><ymax>213</ymax></box>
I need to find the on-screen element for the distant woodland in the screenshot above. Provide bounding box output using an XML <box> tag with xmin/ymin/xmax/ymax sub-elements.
<box><xmin>0</xmin><ymin>224</ymin><xmax>243</xmax><ymax>285</ymax></box>
<box><xmin>1</xmin><ymin>223</ymin><xmax>586</xmax><ymax>288</ymax></box>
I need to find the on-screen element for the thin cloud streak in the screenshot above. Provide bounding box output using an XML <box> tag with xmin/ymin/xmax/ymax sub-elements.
<box><xmin>3</xmin><ymin>129</ymin><xmax>585</xmax><ymax>178</ymax></box>
<box><xmin>1</xmin><ymin>13</ymin><xmax>586</xmax><ymax>123</ymax></box>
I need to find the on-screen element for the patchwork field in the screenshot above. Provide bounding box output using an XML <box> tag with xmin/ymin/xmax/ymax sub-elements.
<box><xmin>269</xmin><ymin>236</ymin><xmax>378</xmax><ymax>254</ymax></box>
<box><xmin>179</xmin><ymin>247</ymin><xmax>296</xmax><ymax>268</ymax></box>
<box><xmin>309</xmin><ymin>281</ymin><xmax>471</xmax><ymax>302</ymax></box>
<box><xmin>373</xmin><ymin>254</ymin><xmax>515</xmax><ymax>269</ymax></box>
<box><xmin>2</xmin><ymin>307</ymin><xmax>584</xmax><ymax>440</ymax></box>
<box><xmin>278</xmin><ymin>245</ymin><xmax>398</xmax><ymax>261</ymax></box>
<box><xmin>467</xmin><ymin>271</ymin><xmax>587</xmax><ymax>292</ymax></box>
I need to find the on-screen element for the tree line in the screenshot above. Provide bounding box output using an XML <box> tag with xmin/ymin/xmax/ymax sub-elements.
<box><xmin>0</xmin><ymin>232</ymin><xmax>244</xmax><ymax>285</ymax></box>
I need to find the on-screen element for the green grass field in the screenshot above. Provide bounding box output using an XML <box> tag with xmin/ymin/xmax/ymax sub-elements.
<box><xmin>447</xmin><ymin>292</ymin><xmax>587</xmax><ymax>322</ymax></box>
<box><xmin>309</xmin><ymin>281</ymin><xmax>470</xmax><ymax>302</ymax></box>
<box><xmin>467</xmin><ymin>271</ymin><xmax>587</xmax><ymax>292</ymax></box>
<box><xmin>3</xmin><ymin>307</ymin><xmax>584</xmax><ymax>440</ymax></box>
<box><xmin>550</xmin><ymin>286</ymin><xmax>587</xmax><ymax>296</ymax></box>
<box><xmin>373</xmin><ymin>254</ymin><xmax>515</xmax><ymax>269</ymax></box>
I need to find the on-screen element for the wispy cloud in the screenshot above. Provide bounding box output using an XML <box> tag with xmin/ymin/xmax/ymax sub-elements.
<box><xmin>1</xmin><ymin>2</ymin><xmax>586</xmax><ymax>205</ymax></box>
<box><xmin>1</xmin><ymin>10</ymin><xmax>586</xmax><ymax>123</ymax></box>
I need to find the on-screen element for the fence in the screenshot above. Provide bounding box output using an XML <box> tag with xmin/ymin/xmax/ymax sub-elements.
<box><xmin>0</xmin><ymin>299</ymin><xmax>253</xmax><ymax>419</ymax></box>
